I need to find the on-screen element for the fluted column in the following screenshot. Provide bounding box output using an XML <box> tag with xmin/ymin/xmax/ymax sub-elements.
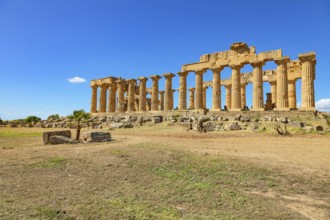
<box><xmin>251</xmin><ymin>61</ymin><xmax>265</xmax><ymax>111</ymax></box>
<box><xmin>159</xmin><ymin>91</ymin><xmax>165</xmax><ymax>110</ymax></box>
<box><xmin>230</xmin><ymin>64</ymin><xmax>243</xmax><ymax>111</ymax></box>
<box><xmin>171</xmin><ymin>89</ymin><xmax>176</xmax><ymax>110</ymax></box>
<box><xmin>194</xmin><ymin>69</ymin><xmax>206</xmax><ymax>110</ymax></box>
<box><xmin>178</xmin><ymin>71</ymin><xmax>188</xmax><ymax>110</ymax></box>
<box><xmin>202</xmin><ymin>86</ymin><xmax>208</xmax><ymax>109</ymax></box>
<box><xmin>225</xmin><ymin>85</ymin><xmax>231</xmax><ymax>109</ymax></box>
<box><xmin>90</xmin><ymin>84</ymin><xmax>98</xmax><ymax>113</ymax></box>
<box><xmin>126</xmin><ymin>79</ymin><xmax>136</xmax><ymax>112</ymax></box>
<box><xmin>107</xmin><ymin>82</ymin><xmax>117</xmax><ymax>113</ymax></box>
<box><xmin>138</xmin><ymin>77</ymin><xmax>148</xmax><ymax>111</ymax></box>
<box><xmin>211</xmin><ymin>67</ymin><xmax>223</xmax><ymax>111</ymax></box>
<box><xmin>116</xmin><ymin>79</ymin><xmax>126</xmax><ymax>113</ymax></box>
<box><xmin>274</xmin><ymin>56</ymin><xmax>290</xmax><ymax>110</ymax></box>
<box><xmin>299</xmin><ymin>52</ymin><xmax>316</xmax><ymax>110</ymax></box>
<box><xmin>98</xmin><ymin>83</ymin><xmax>108</xmax><ymax>113</ymax></box>
<box><xmin>188</xmin><ymin>88</ymin><xmax>195</xmax><ymax>109</ymax></box>
<box><xmin>270</xmin><ymin>81</ymin><xmax>277</xmax><ymax>106</ymax></box>
<box><xmin>163</xmin><ymin>73</ymin><xmax>175</xmax><ymax>111</ymax></box>
<box><xmin>288</xmin><ymin>79</ymin><xmax>297</xmax><ymax>109</ymax></box>
<box><xmin>240</xmin><ymin>82</ymin><xmax>247</xmax><ymax>109</ymax></box>
<box><xmin>150</xmin><ymin>75</ymin><xmax>161</xmax><ymax>111</ymax></box>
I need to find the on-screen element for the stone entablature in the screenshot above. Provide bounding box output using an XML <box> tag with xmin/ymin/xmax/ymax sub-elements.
<box><xmin>89</xmin><ymin>42</ymin><xmax>316</xmax><ymax>113</ymax></box>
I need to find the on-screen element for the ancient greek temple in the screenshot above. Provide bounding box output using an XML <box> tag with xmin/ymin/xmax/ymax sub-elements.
<box><xmin>89</xmin><ymin>42</ymin><xmax>316</xmax><ymax>114</ymax></box>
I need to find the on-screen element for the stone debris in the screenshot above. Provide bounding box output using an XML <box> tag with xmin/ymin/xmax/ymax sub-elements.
<box><xmin>43</xmin><ymin>130</ymin><xmax>71</xmax><ymax>144</ymax></box>
<box><xmin>82</xmin><ymin>132</ymin><xmax>111</xmax><ymax>143</ymax></box>
<box><xmin>49</xmin><ymin>135</ymin><xmax>78</xmax><ymax>145</ymax></box>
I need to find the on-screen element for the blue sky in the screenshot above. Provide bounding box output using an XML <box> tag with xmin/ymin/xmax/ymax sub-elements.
<box><xmin>0</xmin><ymin>0</ymin><xmax>330</xmax><ymax>119</ymax></box>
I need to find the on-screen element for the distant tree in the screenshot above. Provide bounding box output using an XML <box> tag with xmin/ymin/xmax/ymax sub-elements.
<box><xmin>24</xmin><ymin>116</ymin><xmax>41</xmax><ymax>124</ymax></box>
<box><xmin>0</xmin><ymin>117</ymin><xmax>2</xmax><ymax>123</ymax></box>
<box><xmin>47</xmin><ymin>114</ymin><xmax>60</xmax><ymax>121</ymax></box>
<box><xmin>68</xmin><ymin>110</ymin><xmax>91</xmax><ymax>141</ymax></box>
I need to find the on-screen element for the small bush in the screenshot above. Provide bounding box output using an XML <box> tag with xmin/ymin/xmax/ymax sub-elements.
<box><xmin>24</xmin><ymin>116</ymin><xmax>41</xmax><ymax>124</ymax></box>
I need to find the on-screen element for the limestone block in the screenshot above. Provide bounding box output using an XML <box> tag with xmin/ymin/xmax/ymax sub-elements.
<box><xmin>153</xmin><ymin>117</ymin><xmax>161</xmax><ymax>124</ymax></box>
<box><xmin>315</xmin><ymin>125</ymin><xmax>323</xmax><ymax>131</ymax></box>
<box><xmin>203</xmin><ymin>121</ymin><xmax>215</xmax><ymax>132</ymax></box>
<box><xmin>82</xmin><ymin>132</ymin><xmax>111</xmax><ymax>143</ymax></box>
<box><xmin>49</xmin><ymin>135</ymin><xmax>78</xmax><ymax>145</ymax></box>
<box><xmin>229</xmin><ymin>122</ymin><xmax>241</xmax><ymax>130</ymax></box>
<box><xmin>43</xmin><ymin>130</ymin><xmax>71</xmax><ymax>144</ymax></box>
<box><xmin>110</xmin><ymin>123</ymin><xmax>124</xmax><ymax>128</ymax></box>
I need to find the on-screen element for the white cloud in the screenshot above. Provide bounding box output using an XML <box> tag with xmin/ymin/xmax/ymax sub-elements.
<box><xmin>68</xmin><ymin>76</ymin><xmax>86</xmax><ymax>83</ymax></box>
<box><xmin>316</xmin><ymin>98</ymin><xmax>330</xmax><ymax>112</ymax></box>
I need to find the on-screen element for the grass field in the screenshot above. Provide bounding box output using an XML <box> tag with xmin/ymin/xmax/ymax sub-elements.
<box><xmin>0</xmin><ymin>126</ymin><xmax>329</xmax><ymax>219</ymax></box>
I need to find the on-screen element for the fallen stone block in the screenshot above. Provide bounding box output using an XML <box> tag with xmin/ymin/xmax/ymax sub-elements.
<box><xmin>82</xmin><ymin>132</ymin><xmax>111</xmax><ymax>143</ymax></box>
<box><xmin>49</xmin><ymin>135</ymin><xmax>78</xmax><ymax>145</ymax></box>
<box><xmin>43</xmin><ymin>130</ymin><xmax>71</xmax><ymax>144</ymax></box>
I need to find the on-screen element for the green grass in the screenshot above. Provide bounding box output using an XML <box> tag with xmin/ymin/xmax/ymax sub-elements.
<box><xmin>0</xmin><ymin>129</ymin><xmax>42</xmax><ymax>138</ymax></box>
<box><xmin>31</xmin><ymin>206</ymin><xmax>74</xmax><ymax>220</ymax></box>
<box><xmin>28</xmin><ymin>156</ymin><xmax>67</xmax><ymax>169</ymax></box>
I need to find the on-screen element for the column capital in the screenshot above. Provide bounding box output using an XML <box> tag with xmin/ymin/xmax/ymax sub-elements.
<box><xmin>210</xmin><ymin>66</ymin><xmax>224</xmax><ymax>73</ymax></box>
<box><xmin>150</xmin><ymin>74</ymin><xmax>162</xmax><ymax>80</ymax></box>
<box><xmin>298</xmin><ymin>52</ymin><xmax>316</xmax><ymax>62</ymax></box>
<box><xmin>203</xmin><ymin>85</ymin><xmax>208</xmax><ymax>89</ymax></box>
<box><xmin>159</xmin><ymin>90</ymin><xmax>165</xmax><ymax>94</ymax></box>
<box><xmin>126</xmin><ymin>78</ymin><xmax>137</xmax><ymax>83</ymax></box>
<box><xmin>224</xmin><ymin>84</ymin><xmax>232</xmax><ymax>89</ymax></box>
<box><xmin>241</xmin><ymin>82</ymin><xmax>248</xmax><ymax>87</ymax></box>
<box><xmin>230</xmin><ymin>64</ymin><xmax>243</xmax><ymax>70</ymax></box>
<box><xmin>177</xmin><ymin>71</ymin><xmax>188</xmax><ymax>77</ymax></box>
<box><xmin>194</xmin><ymin>68</ymin><xmax>207</xmax><ymax>75</ymax></box>
<box><xmin>138</xmin><ymin>77</ymin><xmax>148</xmax><ymax>82</ymax></box>
<box><xmin>189</xmin><ymin>87</ymin><xmax>195</xmax><ymax>91</ymax></box>
<box><xmin>288</xmin><ymin>79</ymin><xmax>297</xmax><ymax>83</ymax></box>
<box><xmin>269</xmin><ymin>80</ymin><xmax>276</xmax><ymax>85</ymax></box>
<box><xmin>251</xmin><ymin>60</ymin><xmax>265</xmax><ymax>68</ymax></box>
<box><xmin>163</xmin><ymin>72</ymin><xmax>175</xmax><ymax>79</ymax></box>
<box><xmin>100</xmin><ymin>83</ymin><xmax>109</xmax><ymax>89</ymax></box>
<box><xmin>90</xmin><ymin>84</ymin><xmax>98</xmax><ymax>89</ymax></box>
<box><xmin>274</xmin><ymin>56</ymin><xmax>290</xmax><ymax>65</ymax></box>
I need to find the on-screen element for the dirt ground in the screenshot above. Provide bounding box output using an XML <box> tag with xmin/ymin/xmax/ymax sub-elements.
<box><xmin>0</xmin><ymin>126</ymin><xmax>329</xmax><ymax>219</ymax></box>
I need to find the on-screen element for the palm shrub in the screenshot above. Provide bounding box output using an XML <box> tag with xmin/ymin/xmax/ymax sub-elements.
<box><xmin>67</xmin><ymin>110</ymin><xmax>91</xmax><ymax>140</ymax></box>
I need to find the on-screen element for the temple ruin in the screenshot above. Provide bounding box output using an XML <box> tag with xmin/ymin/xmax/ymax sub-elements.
<box><xmin>89</xmin><ymin>42</ymin><xmax>316</xmax><ymax>114</ymax></box>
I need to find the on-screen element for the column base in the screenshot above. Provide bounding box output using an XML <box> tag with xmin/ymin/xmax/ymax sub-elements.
<box><xmin>210</xmin><ymin>108</ymin><xmax>221</xmax><ymax>112</ymax></box>
<box><xmin>229</xmin><ymin>108</ymin><xmax>242</xmax><ymax>112</ymax></box>
<box><xmin>251</xmin><ymin>108</ymin><xmax>265</xmax><ymax>112</ymax></box>
<box><xmin>299</xmin><ymin>107</ymin><xmax>316</xmax><ymax>111</ymax></box>
<box><xmin>274</xmin><ymin>108</ymin><xmax>291</xmax><ymax>111</ymax></box>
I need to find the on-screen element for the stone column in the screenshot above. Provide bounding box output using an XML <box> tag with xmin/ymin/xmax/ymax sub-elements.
<box><xmin>274</xmin><ymin>56</ymin><xmax>290</xmax><ymax>110</ymax></box>
<box><xmin>225</xmin><ymin>85</ymin><xmax>231</xmax><ymax>109</ymax></box>
<box><xmin>211</xmin><ymin>67</ymin><xmax>223</xmax><ymax>111</ymax></box>
<box><xmin>240</xmin><ymin>82</ymin><xmax>247</xmax><ymax>109</ymax></box>
<box><xmin>98</xmin><ymin>83</ymin><xmax>108</xmax><ymax>113</ymax></box>
<box><xmin>90</xmin><ymin>85</ymin><xmax>98</xmax><ymax>113</ymax></box>
<box><xmin>107</xmin><ymin>82</ymin><xmax>117</xmax><ymax>113</ymax></box>
<box><xmin>138</xmin><ymin>77</ymin><xmax>148</xmax><ymax>111</ymax></box>
<box><xmin>230</xmin><ymin>64</ymin><xmax>243</xmax><ymax>111</ymax></box>
<box><xmin>178</xmin><ymin>71</ymin><xmax>188</xmax><ymax>110</ymax></box>
<box><xmin>194</xmin><ymin>69</ymin><xmax>206</xmax><ymax>110</ymax></box>
<box><xmin>269</xmin><ymin>81</ymin><xmax>277</xmax><ymax>106</ymax></box>
<box><xmin>299</xmin><ymin>52</ymin><xmax>316</xmax><ymax>110</ymax></box>
<box><xmin>188</xmin><ymin>88</ymin><xmax>195</xmax><ymax>109</ymax></box>
<box><xmin>126</xmin><ymin>79</ymin><xmax>136</xmax><ymax>112</ymax></box>
<box><xmin>251</xmin><ymin>61</ymin><xmax>265</xmax><ymax>111</ymax></box>
<box><xmin>288</xmin><ymin>79</ymin><xmax>297</xmax><ymax>109</ymax></box>
<box><xmin>116</xmin><ymin>79</ymin><xmax>126</xmax><ymax>113</ymax></box>
<box><xmin>202</xmin><ymin>86</ymin><xmax>208</xmax><ymax>109</ymax></box>
<box><xmin>171</xmin><ymin>89</ymin><xmax>176</xmax><ymax>110</ymax></box>
<box><xmin>163</xmin><ymin>73</ymin><xmax>175</xmax><ymax>111</ymax></box>
<box><xmin>150</xmin><ymin>75</ymin><xmax>161</xmax><ymax>111</ymax></box>
<box><xmin>159</xmin><ymin>91</ymin><xmax>165</xmax><ymax>110</ymax></box>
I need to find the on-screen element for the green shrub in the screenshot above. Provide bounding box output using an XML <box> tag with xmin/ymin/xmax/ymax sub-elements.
<box><xmin>47</xmin><ymin>114</ymin><xmax>60</xmax><ymax>121</ymax></box>
<box><xmin>24</xmin><ymin>116</ymin><xmax>41</xmax><ymax>124</ymax></box>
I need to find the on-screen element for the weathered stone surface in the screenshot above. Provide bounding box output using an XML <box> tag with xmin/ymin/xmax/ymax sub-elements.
<box><xmin>82</xmin><ymin>132</ymin><xmax>111</xmax><ymax>143</ymax></box>
<box><xmin>153</xmin><ymin>117</ymin><xmax>161</xmax><ymax>124</ymax></box>
<box><xmin>179</xmin><ymin>122</ymin><xmax>192</xmax><ymax>130</ymax></box>
<box><xmin>43</xmin><ymin>130</ymin><xmax>71</xmax><ymax>144</ymax></box>
<box><xmin>49</xmin><ymin>135</ymin><xmax>78</xmax><ymax>145</ymax></box>
<box><xmin>229</xmin><ymin>122</ymin><xmax>241</xmax><ymax>130</ymax></box>
<box><xmin>289</xmin><ymin>121</ymin><xmax>305</xmax><ymax>128</ymax></box>
<box><xmin>203</xmin><ymin>121</ymin><xmax>215</xmax><ymax>132</ymax></box>
<box><xmin>110</xmin><ymin>123</ymin><xmax>124</xmax><ymax>129</ymax></box>
<box><xmin>279</xmin><ymin>117</ymin><xmax>288</xmax><ymax>123</ymax></box>
<box><xmin>240</xmin><ymin>115</ymin><xmax>250</xmax><ymax>122</ymax></box>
